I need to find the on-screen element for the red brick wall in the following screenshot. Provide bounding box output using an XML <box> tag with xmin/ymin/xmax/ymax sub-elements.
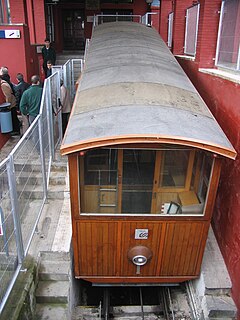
<box><xmin>159</xmin><ymin>0</ymin><xmax>240</xmax><ymax>316</ymax></box>
<box><xmin>172</xmin><ymin>0</ymin><xmax>193</xmax><ymax>55</ymax></box>
<box><xmin>159</xmin><ymin>0</ymin><xmax>173</xmax><ymax>44</ymax></box>
<box><xmin>196</xmin><ymin>0</ymin><xmax>222</xmax><ymax>68</ymax></box>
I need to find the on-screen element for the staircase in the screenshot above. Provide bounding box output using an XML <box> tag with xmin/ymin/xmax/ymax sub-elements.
<box><xmin>35</xmin><ymin>251</ymin><xmax>71</xmax><ymax>320</ymax></box>
<box><xmin>56</xmin><ymin>51</ymin><xmax>84</xmax><ymax>85</ymax></box>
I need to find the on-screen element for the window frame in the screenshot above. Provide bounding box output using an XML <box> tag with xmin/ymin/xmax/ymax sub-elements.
<box><xmin>215</xmin><ymin>0</ymin><xmax>240</xmax><ymax>72</ymax></box>
<box><xmin>184</xmin><ymin>4</ymin><xmax>200</xmax><ymax>57</ymax></box>
<box><xmin>167</xmin><ymin>12</ymin><xmax>174</xmax><ymax>48</ymax></box>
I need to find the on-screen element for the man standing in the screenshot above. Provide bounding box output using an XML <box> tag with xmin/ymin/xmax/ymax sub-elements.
<box><xmin>20</xmin><ymin>75</ymin><xmax>43</xmax><ymax>124</ymax></box>
<box><xmin>0</xmin><ymin>66</ymin><xmax>20</xmax><ymax>135</ymax></box>
<box><xmin>14</xmin><ymin>73</ymin><xmax>30</xmax><ymax>134</ymax></box>
<box><xmin>42</xmin><ymin>38</ymin><xmax>56</xmax><ymax>78</ymax></box>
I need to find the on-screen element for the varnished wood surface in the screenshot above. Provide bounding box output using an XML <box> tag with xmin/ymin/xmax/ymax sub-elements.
<box><xmin>73</xmin><ymin>219</ymin><xmax>209</xmax><ymax>282</ymax></box>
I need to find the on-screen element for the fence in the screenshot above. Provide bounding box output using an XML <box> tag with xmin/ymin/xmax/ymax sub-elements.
<box><xmin>0</xmin><ymin>71</ymin><xmax>62</xmax><ymax>314</ymax></box>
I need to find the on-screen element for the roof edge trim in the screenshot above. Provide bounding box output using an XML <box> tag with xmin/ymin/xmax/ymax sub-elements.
<box><xmin>60</xmin><ymin>135</ymin><xmax>237</xmax><ymax>160</ymax></box>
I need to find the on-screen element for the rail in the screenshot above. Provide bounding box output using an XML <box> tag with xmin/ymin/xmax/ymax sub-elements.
<box><xmin>98</xmin><ymin>284</ymin><xmax>200</xmax><ymax>319</ymax></box>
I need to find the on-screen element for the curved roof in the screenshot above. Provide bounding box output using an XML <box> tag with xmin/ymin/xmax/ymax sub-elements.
<box><xmin>61</xmin><ymin>22</ymin><xmax>236</xmax><ymax>159</ymax></box>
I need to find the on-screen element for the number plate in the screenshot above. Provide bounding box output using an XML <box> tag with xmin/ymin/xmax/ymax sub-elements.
<box><xmin>135</xmin><ymin>229</ymin><xmax>148</xmax><ymax>239</ymax></box>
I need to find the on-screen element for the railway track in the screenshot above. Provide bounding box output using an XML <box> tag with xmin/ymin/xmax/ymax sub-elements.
<box><xmin>74</xmin><ymin>282</ymin><xmax>200</xmax><ymax>319</ymax></box>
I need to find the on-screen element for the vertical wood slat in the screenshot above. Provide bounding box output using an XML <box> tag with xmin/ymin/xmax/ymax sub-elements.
<box><xmin>185</xmin><ymin>150</ymin><xmax>195</xmax><ymax>190</ymax></box>
<box><xmin>68</xmin><ymin>154</ymin><xmax>80</xmax><ymax>218</ymax></box>
<box><xmin>75</xmin><ymin>220</ymin><xmax>209</xmax><ymax>279</ymax></box>
<box><xmin>77</xmin><ymin>221</ymin><xmax>118</xmax><ymax>276</ymax></box>
<box><xmin>160</xmin><ymin>221</ymin><xmax>208</xmax><ymax>276</ymax></box>
<box><xmin>120</xmin><ymin>222</ymin><xmax>162</xmax><ymax>276</ymax></box>
<box><xmin>204</xmin><ymin>157</ymin><xmax>222</xmax><ymax>220</ymax></box>
<box><xmin>151</xmin><ymin>151</ymin><xmax>162</xmax><ymax>213</ymax></box>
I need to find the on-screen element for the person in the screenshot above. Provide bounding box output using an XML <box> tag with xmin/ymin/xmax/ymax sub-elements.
<box><xmin>42</xmin><ymin>38</ymin><xmax>56</xmax><ymax>78</ymax></box>
<box><xmin>14</xmin><ymin>73</ymin><xmax>30</xmax><ymax>134</ymax></box>
<box><xmin>46</xmin><ymin>60</ymin><xmax>53</xmax><ymax>78</ymax></box>
<box><xmin>20</xmin><ymin>75</ymin><xmax>43</xmax><ymax>125</ymax></box>
<box><xmin>60</xmin><ymin>79</ymin><xmax>72</xmax><ymax>135</ymax></box>
<box><xmin>0</xmin><ymin>66</ymin><xmax>21</xmax><ymax>135</ymax></box>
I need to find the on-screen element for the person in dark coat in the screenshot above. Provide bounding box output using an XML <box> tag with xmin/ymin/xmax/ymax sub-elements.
<box><xmin>14</xmin><ymin>73</ymin><xmax>30</xmax><ymax>134</ymax></box>
<box><xmin>42</xmin><ymin>38</ymin><xmax>56</xmax><ymax>78</ymax></box>
<box><xmin>46</xmin><ymin>60</ymin><xmax>53</xmax><ymax>78</ymax></box>
<box><xmin>0</xmin><ymin>66</ymin><xmax>20</xmax><ymax>135</ymax></box>
<box><xmin>14</xmin><ymin>73</ymin><xmax>30</xmax><ymax>109</ymax></box>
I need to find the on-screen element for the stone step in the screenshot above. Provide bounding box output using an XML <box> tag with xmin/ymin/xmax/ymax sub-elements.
<box><xmin>35</xmin><ymin>303</ymin><xmax>69</xmax><ymax>320</ymax></box>
<box><xmin>113</xmin><ymin>305</ymin><xmax>162</xmax><ymax>319</ymax></box>
<box><xmin>38</xmin><ymin>251</ymin><xmax>70</xmax><ymax>281</ymax></box>
<box><xmin>203</xmin><ymin>295</ymin><xmax>237</xmax><ymax>319</ymax></box>
<box><xmin>36</xmin><ymin>280</ymin><xmax>69</xmax><ymax>304</ymax></box>
<box><xmin>16</xmin><ymin>171</ymin><xmax>66</xmax><ymax>186</ymax></box>
<box><xmin>73</xmin><ymin>305</ymin><xmax>163</xmax><ymax>320</ymax></box>
<box><xmin>16</xmin><ymin>184</ymin><xmax>65</xmax><ymax>199</ymax></box>
<box><xmin>13</xmin><ymin>163</ymin><xmax>67</xmax><ymax>176</ymax></box>
<box><xmin>72</xmin><ymin>306</ymin><xmax>101</xmax><ymax>319</ymax></box>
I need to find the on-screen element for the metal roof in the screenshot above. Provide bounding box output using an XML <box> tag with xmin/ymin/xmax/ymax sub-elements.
<box><xmin>61</xmin><ymin>22</ymin><xmax>236</xmax><ymax>159</ymax></box>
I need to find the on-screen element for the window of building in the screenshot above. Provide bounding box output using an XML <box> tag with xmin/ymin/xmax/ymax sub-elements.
<box><xmin>167</xmin><ymin>12</ymin><xmax>174</xmax><ymax>48</ymax></box>
<box><xmin>184</xmin><ymin>4</ymin><xmax>200</xmax><ymax>56</ymax></box>
<box><xmin>216</xmin><ymin>0</ymin><xmax>240</xmax><ymax>71</ymax></box>
<box><xmin>0</xmin><ymin>0</ymin><xmax>11</xmax><ymax>24</ymax></box>
<box><xmin>79</xmin><ymin>147</ymin><xmax>212</xmax><ymax>216</ymax></box>
<box><xmin>46</xmin><ymin>5</ymin><xmax>55</xmax><ymax>42</ymax></box>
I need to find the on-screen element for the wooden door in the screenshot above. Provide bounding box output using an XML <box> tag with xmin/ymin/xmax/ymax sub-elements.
<box><xmin>62</xmin><ymin>10</ymin><xmax>85</xmax><ymax>50</ymax></box>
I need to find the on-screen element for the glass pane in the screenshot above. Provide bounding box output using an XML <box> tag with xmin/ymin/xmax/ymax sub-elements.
<box><xmin>122</xmin><ymin>150</ymin><xmax>155</xmax><ymax>213</ymax></box>
<box><xmin>161</xmin><ymin>150</ymin><xmax>189</xmax><ymax>187</ymax></box>
<box><xmin>184</xmin><ymin>5</ymin><xmax>199</xmax><ymax>56</ymax></box>
<box><xmin>217</xmin><ymin>0</ymin><xmax>240</xmax><ymax>70</ymax></box>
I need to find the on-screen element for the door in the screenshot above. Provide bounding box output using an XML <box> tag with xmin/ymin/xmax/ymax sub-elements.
<box><xmin>62</xmin><ymin>10</ymin><xmax>85</xmax><ymax>50</ymax></box>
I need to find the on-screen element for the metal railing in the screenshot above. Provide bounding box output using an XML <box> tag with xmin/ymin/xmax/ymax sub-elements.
<box><xmin>93</xmin><ymin>14</ymin><xmax>142</xmax><ymax>27</ymax></box>
<box><xmin>0</xmin><ymin>71</ymin><xmax>63</xmax><ymax>314</ymax></box>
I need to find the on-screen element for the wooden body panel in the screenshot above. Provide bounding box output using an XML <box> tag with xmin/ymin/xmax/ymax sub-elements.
<box><xmin>73</xmin><ymin>219</ymin><xmax>209</xmax><ymax>283</ymax></box>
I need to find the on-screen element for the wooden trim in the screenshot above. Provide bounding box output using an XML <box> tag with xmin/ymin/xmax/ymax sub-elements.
<box><xmin>117</xmin><ymin>149</ymin><xmax>123</xmax><ymax>213</ymax></box>
<box><xmin>116</xmin><ymin>221</ymin><xmax>122</xmax><ymax>276</ymax></box>
<box><xmin>75</xmin><ymin>275</ymin><xmax>199</xmax><ymax>283</ymax></box>
<box><xmin>156</xmin><ymin>223</ymin><xmax>167</xmax><ymax>274</ymax></box>
<box><xmin>204</xmin><ymin>156</ymin><xmax>222</xmax><ymax>220</ymax></box>
<box><xmin>193</xmin><ymin>152</ymin><xmax>202</xmax><ymax>192</ymax></box>
<box><xmin>69</xmin><ymin>154</ymin><xmax>80</xmax><ymax>219</ymax></box>
<box><xmin>60</xmin><ymin>136</ymin><xmax>236</xmax><ymax>160</ymax></box>
<box><xmin>151</xmin><ymin>150</ymin><xmax>162</xmax><ymax>213</ymax></box>
<box><xmin>185</xmin><ymin>150</ymin><xmax>195</xmax><ymax>190</ymax></box>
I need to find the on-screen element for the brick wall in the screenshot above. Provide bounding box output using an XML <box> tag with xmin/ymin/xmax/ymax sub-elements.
<box><xmin>159</xmin><ymin>0</ymin><xmax>240</xmax><ymax>317</ymax></box>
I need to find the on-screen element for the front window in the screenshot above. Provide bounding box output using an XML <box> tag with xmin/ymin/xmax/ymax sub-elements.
<box><xmin>79</xmin><ymin>147</ymin><xmax>213</xmax><ymax>216</ymax></box>
<box><xmin>216</xmin><ymin>0</ymin><xmax>240</xmax><ymax>71</ymax></box>
<box><xmin>184</xmin><ymin>4</ymin><xmax>200</xmax><ymax>56</ymax></box>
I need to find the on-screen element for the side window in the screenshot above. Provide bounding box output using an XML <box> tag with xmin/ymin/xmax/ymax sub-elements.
<box><xmin>216</xmin><ymin>0</ymin><xmax>240</xmax><ymax>71</ymax></box>
<box><xmin>168</xmin><ymin>12</ymin><xmax>174</xmax><ymax>48</ymax></box>
<box><xmin>184</xmin><ymin>4</ymin><xmax>200</xmax><ymax>56</ymax></box>
<box><xmin>0</xmin><ymin>0</ymin><xmax>11</xmax><ymax>24</ymax></box>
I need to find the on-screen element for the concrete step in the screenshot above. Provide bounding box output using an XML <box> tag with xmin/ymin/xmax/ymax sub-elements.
<box><xmin>203</xmin><ymin>295</ymin><xmax>237</xmax><ymax>319</ymax></box>
<box><xmin>72</xmin><ymin>306</ymin><xmax>101</xmax><ymax>319</ymax></box>
<box><xmin>35</xmin><ymin>303</ymin><xmax>69</xmax><ymax>320</ymax></box>
<box><xmin>16</xmin><ymin>184</ymin><xmax>66</xmax><ymax>199</ymax></box>
<box><xmin>36</xmin><ymin>280</ymin><xmax>69</xmax><ymax>304</ymax></box>
<box><xmin>38</xmin><ymin>251</ymin><xmax>70</xmax><ymax>281</ymax></box>
<box><xmin>16</xmin><ymin>171</ymin><xmax>66</xmax><ymax>186</ymax></box>
<box><xmin>113</xmin><ymin>305</ymin><xmax>162</xmax><ymax>319</ymax></box>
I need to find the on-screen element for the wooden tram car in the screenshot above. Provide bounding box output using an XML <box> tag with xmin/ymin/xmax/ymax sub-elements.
<box><xmin>61</xmin><ymin>22</ymin><xmax>236</xmax><ymax>285</ymax></box>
